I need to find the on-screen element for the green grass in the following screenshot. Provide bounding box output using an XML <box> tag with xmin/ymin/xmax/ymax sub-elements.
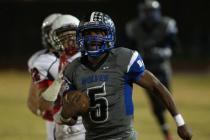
<box><xmin>0</xmin><ymin>70</ymin><xmax>45</xmax><ymax>140</ymax></box>
<box><xmin>133</xmin><ymin>73</ymin><xmax>210</xmax><ymax>140</ymax></box>
<box><xmin>0</xmin><ymin>70</ymin><xmax>210</xmax><ymax>140</ymax></box>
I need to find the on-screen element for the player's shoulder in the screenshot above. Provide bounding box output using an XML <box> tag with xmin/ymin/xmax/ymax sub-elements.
<box><xmin>111</xmin><ymin>47</ymin><xmax>133</xmax><ymax>57</ymax></box>
<box><xmin>114</xmin><ymin>47</ymin><xmax>143</xmax><ymax>62</ymax></box>
<box><xmin>162</xmin><ymin>16</ymin><xmax>176</xmax><ymax>24</ymax></box>
<box><xmin>110</xmin><ymin>47</ymin><xmax>139</xmax><ymax>69</ymax></box>
<box><xmin>27</xmin><ymin>49</ymin><xmax>46</xmax><ymax>68</ymax></box>
<box><xmin>28</xmin><ymin>49</ymin><xmax>58</xmax><ymax>71</ymax></box>
<box><xmin>162</xmin><ymin>16</ymin><xmax>177</xmax><ymax>33</ymax></box>
<box><xmin>161</xmin><ymin>16</ymin><xmax>177</xmax><ymax>28</ymax></box>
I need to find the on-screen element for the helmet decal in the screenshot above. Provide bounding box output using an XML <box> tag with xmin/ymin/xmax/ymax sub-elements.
<box><xmin>90</xmin><ymin>12</ymin><xmax>103</xmax><ymax>22</ymax></box>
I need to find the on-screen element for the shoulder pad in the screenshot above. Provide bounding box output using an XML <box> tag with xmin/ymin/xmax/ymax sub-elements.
<box><xmin>162</xmin><ymin>17</ymin><xmax>177</xmax><ymax>34</ymax></box>
<box><xmin>111</xmin><ymin>47</ymin><xmax>134</xmax><ymax>72</ymax></box>
<box><xmin>30</xmin><ymin>52</ymin><xmax>59</xmax><ymax>81</ymax></box>
<box><xmin>27</xmin><ymin>49</ymin><xmax>46</xmax><ymax>70</ymax></box>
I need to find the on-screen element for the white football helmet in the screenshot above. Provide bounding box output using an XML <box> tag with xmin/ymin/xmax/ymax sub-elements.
<box><xmin>41</xmin><ymin>13</ymin><xmax>62</xmax><ymax>49</ymax></box>
<box><xmin>51</xmin><ymin>14</ymin><xmax>80</xmax><ymax>55</ymax></box>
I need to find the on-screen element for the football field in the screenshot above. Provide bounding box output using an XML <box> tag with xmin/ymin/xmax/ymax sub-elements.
<box><xmin>0</xmin><ymin>70</ymin><xmax>209</xmax><ymax>140</ymax></box>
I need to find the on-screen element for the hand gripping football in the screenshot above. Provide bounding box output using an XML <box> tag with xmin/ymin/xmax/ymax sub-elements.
<box><xmin>63</xmin><ymin>90</ymin><xmax>90</xmax><ymax>117</ymax></box>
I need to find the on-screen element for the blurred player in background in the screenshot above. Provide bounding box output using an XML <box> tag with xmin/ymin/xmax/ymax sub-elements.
<box><xmin>54</xmin><ymin>11</ymin><xmax>191</xmax><ymax>140</ymax></box>
<box><xmin>27</xmin><ymin>13</ymin><xmax>85</xmax><ymax>140</ymax></box>
<box><xmin>126</xmin><ymin>0</ymin><xmax>180</xmax><ymax>139</ymax></box>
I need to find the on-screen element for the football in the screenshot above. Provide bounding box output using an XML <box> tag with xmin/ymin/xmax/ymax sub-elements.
<box><xmin>64</xmin><ymin>90</ymin><xmax>90</xmax><ymax>116</ymax></box>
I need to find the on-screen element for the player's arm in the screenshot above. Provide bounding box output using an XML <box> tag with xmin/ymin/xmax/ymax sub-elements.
<box><xmin>135</xmin><ymin>70</ymin><xmax>192</xmax><ymax>140</ymax></box>
<box><xmin>127</xmin><ymin>50</ymin><xmax>192</xmax><ymax>140</ymax></box>
<box><xmin>40</xmin><ymin>51</ymin><xmax>71</xmax><ymax>105</ymax></box>
<box><xmin>52</xmin><ymin>77</ymin><xmax>79</xmax><ymax>126</ymax></box>
<box><xmin>136</xmin><ymin>70</ymin><xmax>177</xmax><ymax>115</ymax></box>
<box><xmin>27</xmin><ymin>67</ymin><xmax>55</xmax><ymax>116</ymax></box>
<box><xmin>27</xmin><ymin>80</ymin><xmax>50</xmax><ymax>116</ymax></box>
<box><xmin>27</xmin><ymin>81</ymin><xmax>41</xmax><ymax>115</ymax></box>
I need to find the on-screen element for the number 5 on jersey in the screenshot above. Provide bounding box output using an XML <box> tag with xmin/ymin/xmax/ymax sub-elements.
<box><xmin>87</xmin><ymin>82</ymin><xmax>108</xmax><ymax>123</ymax></box>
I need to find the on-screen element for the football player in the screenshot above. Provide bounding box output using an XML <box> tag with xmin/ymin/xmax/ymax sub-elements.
<box><xmin>125</xmin><ymin>1</ymin><xmax>180</xmax><ymax>139</ymax></box>
<box><xmin>27</xmin><ymin>14</ymin><xmax>85</xmax><ymax>140</ymax></box>
<box><xmin>55</xmin><ymin>11</ymin><xmax>192</xmax><ymax>140</ymax></box>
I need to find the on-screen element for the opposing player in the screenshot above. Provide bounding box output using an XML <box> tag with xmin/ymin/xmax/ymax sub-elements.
<box><xmin>56</xmin><ymin>11</ymin><xmax>192</xmax><ymax>140</ymax></box>
<box><xmin>27</xmin><ymin>14</ymin><xmax>85</xmax><ymax>140</ymax></box>
<box><xmin>50</xmin><ymin>14</ymin><xmax>85</xmax><ymax>140</ymax></box>
<box><xmin>125</xmin><ymin>1</ymin><xmax>180</xmax><ymax>139</ymax></box>
<box><xmin>27</xmin><ymin>13</ymin><xmax>61</xmax><ymax>140</ymax></box>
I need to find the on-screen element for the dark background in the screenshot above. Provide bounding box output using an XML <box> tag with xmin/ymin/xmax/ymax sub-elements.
<box><xmin>1</xmin><ymin>0</ymin><xmax>210</xmax><ymax>71</ymax></box>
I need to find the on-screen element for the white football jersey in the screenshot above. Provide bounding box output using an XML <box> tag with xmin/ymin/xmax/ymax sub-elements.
<box><xmin>27</xmin><ymin>49</ymin><xmax>85</xmax><ymax>139</ymax></box>
<box><xmin>28</xmin><ymin>49</ymin><xmax>59</xmax><ymax>83</ymax></box>
<box><xmin>28</xmin><ymin>49</ymin><xmax>81</xmax><ymax>83</ymax></box>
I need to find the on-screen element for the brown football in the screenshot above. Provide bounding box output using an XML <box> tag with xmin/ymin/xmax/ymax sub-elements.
<box><xmin>64</xmin><ymin>90</ymin><xmax>90</xmax><ymax>115</ymax></box>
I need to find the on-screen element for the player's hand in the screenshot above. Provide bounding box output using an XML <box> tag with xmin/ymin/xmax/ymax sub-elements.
<box><xmin>61</xmin><ymin>90</ymin><xmax>89</xmax><ymax>118</ymax></box>
<box><xmin>177</xmin><ymin>124</ymin><xmax>192</xmax><ymax>140</ymax></box>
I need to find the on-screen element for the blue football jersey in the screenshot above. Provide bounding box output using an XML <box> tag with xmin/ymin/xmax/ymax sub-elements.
<box><xmin>63</xmin><ymin>47</ymin><xmax>145</xmax><ymax>140</ymax></box>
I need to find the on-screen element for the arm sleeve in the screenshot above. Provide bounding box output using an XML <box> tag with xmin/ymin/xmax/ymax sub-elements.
<box><xmin>127</xmin><ymin>51</ymin><xmax>145</xmax><ymax>82</ymax></box>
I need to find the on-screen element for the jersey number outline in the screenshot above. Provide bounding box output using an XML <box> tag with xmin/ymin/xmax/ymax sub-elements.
<box><xmin>87</xmin><ymin>82</ymin><xmax>108</xmax><ymax>123</ymax></box>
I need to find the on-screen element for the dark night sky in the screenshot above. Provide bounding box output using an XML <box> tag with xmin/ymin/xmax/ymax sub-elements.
<box><xmin>0</xmin><ymin>0</ymin><xmax>209</xmax><ymax>69</ymax></box>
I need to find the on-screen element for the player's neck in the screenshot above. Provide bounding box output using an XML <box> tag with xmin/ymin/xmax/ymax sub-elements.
<box><xmin>88</xmin><ymin>53</ymin><xmax>108</xmax><ymax>66</ymax></box>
